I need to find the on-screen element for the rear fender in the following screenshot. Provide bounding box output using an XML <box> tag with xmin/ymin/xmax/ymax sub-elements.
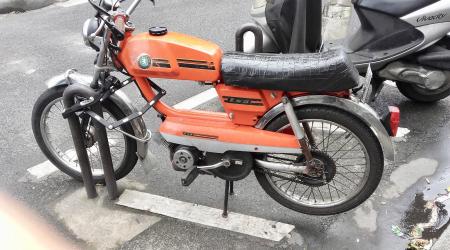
<box><xmin>255</xmin><ymin>95</ymin><xmax>395</xmax><ymax>161</ymax></box>
<box><xmin>45</xmin><ymin>70</ymin><xmax>149</xmax><ymax>159</ymax></box>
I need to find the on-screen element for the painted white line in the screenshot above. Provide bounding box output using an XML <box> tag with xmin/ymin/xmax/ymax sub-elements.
<box><xmin>25</xmin><ymin>69</ymin><xmax>36</xmax><ymax>75</ymax></box>
<box><xmin>384</xmin><ymin>80</ymin><xmax>397</xmax><ymax>87</ymax></box>
<box><xmin>396</xmin><ymin>127</ymin><xmax>410</xmax><ymax>138</ymax></box>
<box><xmin>57</xmin><ymin>0</ymin><xmax>88</xmax><ymax>7</ymax></box>
<box><xmin>27</xmin><ymin>161</ymin><xmax>58</xmax><ymax>179</ymax></box>
<box><xmin>173</xmin><ymin>88</ymin><xmax>218</xmax><ymax>109</ymax></box>
<box><xmin>117</xmin><ymin>189</ymin><xmax>295</xmax><ymax>241</ymax></box>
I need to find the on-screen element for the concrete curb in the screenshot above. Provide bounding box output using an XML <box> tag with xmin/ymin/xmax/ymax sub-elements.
<box><xmin>0</xmin><ymin>0</ymin><xmax>66</xmax><ymax>14</ymax></box>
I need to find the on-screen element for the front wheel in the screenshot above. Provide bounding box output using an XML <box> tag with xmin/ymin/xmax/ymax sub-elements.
<box><xmin>396</xmin><ymin>80</ymin><xmax>450</xmax><ymax>103</ymax></box>
<box><xmin>255</xmin><ymin>106</ymin><xmax>384</xmax><ymax>215</ymax></box>
<box><xmin>31</xmin><ymin>86</ymin><xmax>138</xmax><ymax>183</ymax></box>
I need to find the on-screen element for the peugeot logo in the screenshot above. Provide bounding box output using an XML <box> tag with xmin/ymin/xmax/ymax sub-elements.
<box><xmin>138</xmin><ymin>54</ymin><xmax>152</xmax><ymax>69</ymax></box>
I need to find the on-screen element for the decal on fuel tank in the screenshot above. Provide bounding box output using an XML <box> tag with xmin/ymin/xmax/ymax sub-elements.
<box><xmin>177</xmin><ymin>59</ymin><xmax>216</xmax><ymax>70</ymax></box>
<box><xmin>152</xmin><ymin>59</ymin><xmax>171</xmax><ymax>68</ymax></box>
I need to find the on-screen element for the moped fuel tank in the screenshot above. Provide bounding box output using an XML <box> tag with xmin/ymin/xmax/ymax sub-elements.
<box><xmin>119</xmin><ymin>31</ymin><xmax>222</xmax><ymax>82</ymax></box>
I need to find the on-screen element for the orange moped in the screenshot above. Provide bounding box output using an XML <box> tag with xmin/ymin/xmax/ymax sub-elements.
<box><xmin>32</xmin><ymin>0</ymin><xmax>399</xmax><ymax>215</ymax></box>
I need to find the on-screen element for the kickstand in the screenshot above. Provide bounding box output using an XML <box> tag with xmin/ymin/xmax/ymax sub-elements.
<box><xmin>222</xmin><ymin>181</ymin><xmax>232</xmax><ymax>218</ymax></box>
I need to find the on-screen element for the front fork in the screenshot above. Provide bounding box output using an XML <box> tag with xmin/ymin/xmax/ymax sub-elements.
<box><xmin>281</xmin><ymin>96</ymin><xmax>315</xmax><ymax>162</ymax></box>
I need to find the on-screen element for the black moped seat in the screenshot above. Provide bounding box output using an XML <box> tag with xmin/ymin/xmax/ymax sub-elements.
<box><xmin>221</xmin><ymin>50</ymin><xmax>359</xmax><ymax>92</ymax></box>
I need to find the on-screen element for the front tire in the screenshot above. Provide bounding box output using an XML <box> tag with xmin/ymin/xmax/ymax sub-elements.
<box><xmin>396</xmin><ymin>80</ymin><xmax>450</xmax><ymax>103</ymax></box>
<box><xmin>255</xmin><ymin>106</ymin><xmax>384</xmax><ymax>215</ymax></box>
<box><xmin>31</xmin><ymin>86</ymin><xmax>138</xmax><ymax>183</ymax></box>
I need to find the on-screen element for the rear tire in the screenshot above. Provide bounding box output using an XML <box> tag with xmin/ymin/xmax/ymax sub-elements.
<box><xmin>255</xmin><ymin>105</ymin><xmax>384</xmax><ymax>215</ymax></box>
<box><xmin>396</xmin><ymin>80</ymin><xmax>450</xmax><ymax>103</ymax></box>
<box><xmin>31</xmin><ymin>86</ymin><xmax>138</xmax><ymax>183</ymax></box>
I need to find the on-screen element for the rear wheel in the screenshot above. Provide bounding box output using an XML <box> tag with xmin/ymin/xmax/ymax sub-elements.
<box><xmin>396</xmin><ymin>80</ymin><xmax>450</xmax><ymax>103</ymax></box>
<box><xmin>31</xmin><ymin>86</ymin><xmax>138</xmax><ymax>183</ymax></box>
<box><xmin>255</xmin><ymin>106</ymin><xmax>384</xmax><ymax>215</ymax></box>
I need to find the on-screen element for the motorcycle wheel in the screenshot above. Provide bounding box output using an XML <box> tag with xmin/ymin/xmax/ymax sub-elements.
<box><xmin>396</xmin><ymin>80</ymin><xmax>450</xmax><ymax>103</ymax></box>
<box><xmin>31</xmin><ymin>86</ymin><xmax>138</xmax><ymax>183</ymax></box>
<box><xmin>254</xmin><ymin>106</ymin><xmax>383</xmax><ymax>215</ymax></box>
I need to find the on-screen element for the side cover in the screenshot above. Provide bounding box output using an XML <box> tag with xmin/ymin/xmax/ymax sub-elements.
<box><xmin>353</xmin><ymin>0</ymin><xmax>439</xmax><ymax>18</ymax></box>
<box><xmin>118</xmin><ymin>32</ymin><xmax>222</xmax><ymax>82</ymax></box>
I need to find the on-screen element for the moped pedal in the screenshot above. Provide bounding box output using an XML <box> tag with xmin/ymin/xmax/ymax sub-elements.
<box><xmin>181</xmin><ymin>166</ymin><xmax>200</xmax><ymax>186</ymax></box>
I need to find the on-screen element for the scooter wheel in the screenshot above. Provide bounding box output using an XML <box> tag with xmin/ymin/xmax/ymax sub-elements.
<box><xmin>396</xmin><ymin>80</ymin><xmax>450</xmax><ymax>103</ymax></box>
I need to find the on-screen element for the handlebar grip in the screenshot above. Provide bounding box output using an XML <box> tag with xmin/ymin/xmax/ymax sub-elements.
<box><xmin>114</xmin><ymin>14</ymin><xmax>126</xmax><ymax>35</ymax></box>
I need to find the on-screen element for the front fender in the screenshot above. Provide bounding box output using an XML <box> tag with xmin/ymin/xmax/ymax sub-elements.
<box><xmin>46</xmin><ymin>70</ymin><xmax>149</xmax><ymax>159</ymax></box>
<box><xmin>255</xmin><ymin>95</ymin><xmax>395</xmax><ymax>161</ymax></box>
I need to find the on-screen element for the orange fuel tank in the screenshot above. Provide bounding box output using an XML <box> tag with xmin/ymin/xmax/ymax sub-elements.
<box><xmin>118</xmin><ymin>31</ymin><xmax>223</xmax><ymax>82</ymax></box>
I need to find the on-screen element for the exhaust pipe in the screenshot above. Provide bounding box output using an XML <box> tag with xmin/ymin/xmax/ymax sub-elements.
<box><xmin>254</xmin><ymin>159</ymin><xmax>306</xmax><ymax>173</ymax></box>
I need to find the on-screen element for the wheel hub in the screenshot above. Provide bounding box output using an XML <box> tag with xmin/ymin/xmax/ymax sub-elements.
<box><xmin>297</xmin><ymin>151</ymin><xmax>336</xmax><ymax>187</ymax></box>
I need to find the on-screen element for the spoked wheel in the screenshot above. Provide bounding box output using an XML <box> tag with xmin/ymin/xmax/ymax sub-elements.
<box><xmin>31</xmin><ymin>86</ymin><xmax>137</xmax><ymax>183</ymax></box>
<box><xmin>255</xmin><ymin>106</ymin><xmax>383</xmax><ymax>215</ymax></box>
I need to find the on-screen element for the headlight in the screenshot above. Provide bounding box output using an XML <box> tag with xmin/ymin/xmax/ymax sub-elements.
<box><xmin>82</xmin><ymin>18</ymin><xmax>101</xmax><ymax>51</ymax></box>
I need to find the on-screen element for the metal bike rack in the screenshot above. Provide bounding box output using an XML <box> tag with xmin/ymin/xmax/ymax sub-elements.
<box><xmin>235</xmin><ymin>23</ymin><xmax>263</xmax><ymax>53</ymax></box>
<box><xmin>63</xmin><ymin>83</ymin><xmax>118</xmax><ymax>200</ymax></box>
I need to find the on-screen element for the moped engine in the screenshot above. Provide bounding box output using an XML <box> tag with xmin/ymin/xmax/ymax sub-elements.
<box><xmin>170</xmin><ymin>145</ymin><xmax>253</xmax><ymax>181</ymax></box>
<box><xmin>171</xmin><ymin>145</ymin><xmax>201</xmax><ymax>171</ymax></box>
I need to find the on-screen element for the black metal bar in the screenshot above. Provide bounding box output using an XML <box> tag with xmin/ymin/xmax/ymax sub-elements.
<box><xmin>63</xmin><ymin>84</ymin><xmax>98</xmax><ymax>199</ymax></box>
<box><xmin>229</xmin><ymin>181</ymin><xmax>234</xmax><ymax>195</ymax></box>
<box><xmin>289</xmin><ymin>0</ymin><xmax>307</xmax><ymax>53</ymax></box>
<box><xmin>91</xmin><ymin>104</ymin><xmax>119</xmax><ymax>200</ymax></box>
<box><xmin>222</xmin><ymin>181</ymin><xmax>230</xmax><ymax>218</ymax></box>
<box><xmin>302</xmin><ymin>122</ymin><xmax>317</xmax><ymax>148</ymax></box>
<box><xmin>235</xmin><ymin>23</ymin><xmax>263</xmax><ymax>53</ymax></box>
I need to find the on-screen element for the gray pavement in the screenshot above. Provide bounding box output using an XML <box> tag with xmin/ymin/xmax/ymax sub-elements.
<box><xmin>1</xmin><ymin>1</ymin><xmax>450</xmax><ymax>249</ymax></box>
<box><xmin>0</xmin><ymin>0</ymin><xmax>63</xmax><ymax>13</ymax></box>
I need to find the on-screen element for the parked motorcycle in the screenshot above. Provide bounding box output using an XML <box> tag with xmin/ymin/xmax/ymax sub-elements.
<box><xmin>247</xmin><ymin>0</ymin><xmax>450</xmax><ymax>103</ymax></box>
<box><xmin>31</xmin><ymin>0</ymin><xmax>399</xmax><ymax>215</ymax></box>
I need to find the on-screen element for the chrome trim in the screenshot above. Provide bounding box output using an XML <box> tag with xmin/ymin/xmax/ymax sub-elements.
<box><xmin>44</xmin><ymin>71</ymin><xmax>149</xmax><ymax>159</ymax></box>
<box><xmin>255</xmin><ymin>95</ymin><xmax>395</xmax><ymax>161</ymax></box>
<box><xmin>197</xmin><ymin>160</ymin><xmax>231</xmax><ymax>170</ymax></box>
<box><xmin>255</xmin><ymin>159</ymin><xmax>306</xmax><ymax>173</ymax></box>
<box><xmin>160</xmin><ymin>133</ymin><xmax>301</xmax><ymax>154</ymax></box>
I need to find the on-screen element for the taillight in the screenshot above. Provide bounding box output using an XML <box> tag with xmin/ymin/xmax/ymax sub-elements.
<box><xmin>382</xmin><ymin>106</ymin><xmax>400</xmax><ymax>136</ymax></box>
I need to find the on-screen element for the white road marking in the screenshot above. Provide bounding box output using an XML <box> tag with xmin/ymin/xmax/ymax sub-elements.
<box><xmin>396</xmin><ymin>127</ymin><xmax>410</xmax><ymax>138</ymax></box>
<box><xmin>57</xmin><ymin>0</ymin><xmax>88</xmax><ymax>7</ymax></box>
<box><xmin>25</xmin><ymin>69</ymin><xmax>36</xmax><ymax>75</ymax></box>
<box><xmin>173</xmin><ymin>88</ymin><xmax>218</xmax><ymax>109</ymax></box>
<box><xmin>384</xmin><ymin>80</ymin><xmax>397</xmax><ymax>87</ymax></box>
<box><xmin>27</xmin><ymin>161</ymin><xmax>58</xmax><ymax>179</ymax></box>
<box><xmin>117</xmin><ymin>189</ymin><xmax>295</xmax><ymax>241</ymax></box>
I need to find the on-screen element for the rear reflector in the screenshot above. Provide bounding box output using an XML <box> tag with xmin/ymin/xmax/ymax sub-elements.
<box><xmin>387</xmin><ymin>106</ymin><xmax>400</xmax><ymax>136</ymax></box>
<box><xmin>381</xmin><ymin>106</ymin><xmax>400</xmax><ymax>136</ymax></box>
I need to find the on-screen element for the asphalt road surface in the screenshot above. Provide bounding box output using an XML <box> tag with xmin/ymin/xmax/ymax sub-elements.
<box><xmin>1</xmin><ymin>1</ymin><xmax>450</xmax><ymax>249</ymax></box>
